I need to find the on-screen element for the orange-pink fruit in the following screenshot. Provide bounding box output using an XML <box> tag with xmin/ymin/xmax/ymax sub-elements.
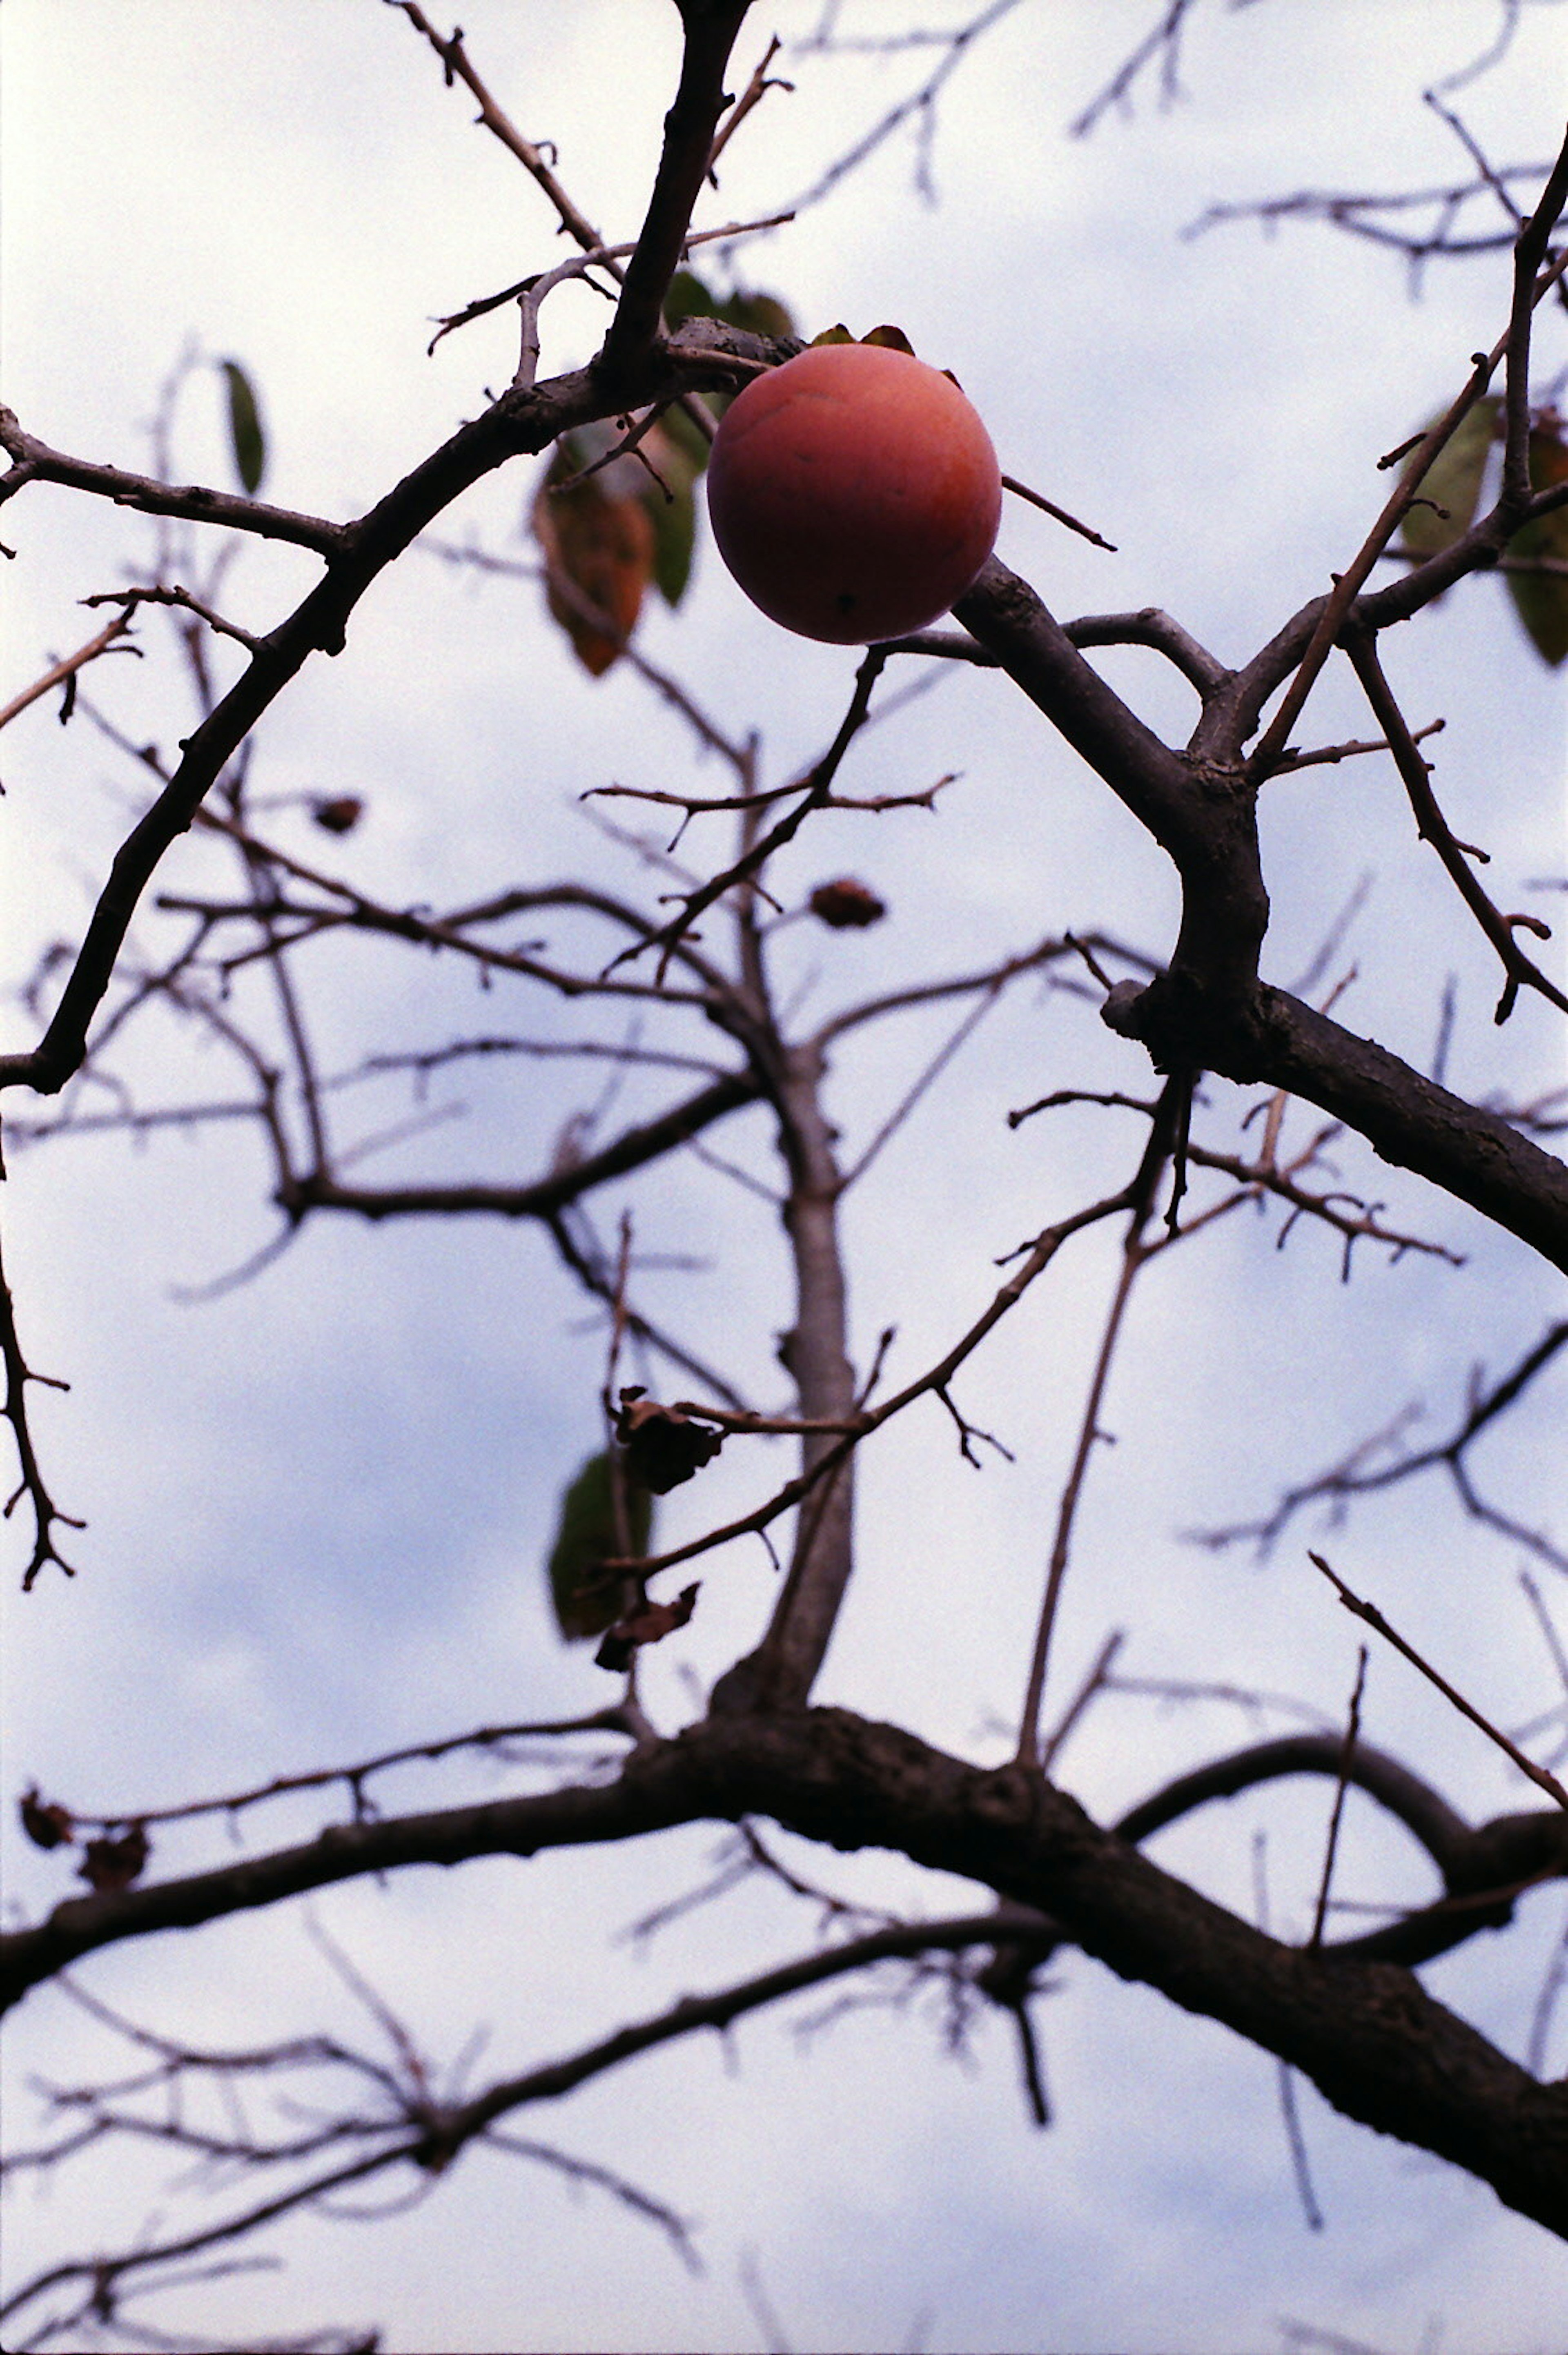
<box><xmin>706</xmin><ymin>342</ymin><xmax>1002</xmax><ymax>644</ymax></box>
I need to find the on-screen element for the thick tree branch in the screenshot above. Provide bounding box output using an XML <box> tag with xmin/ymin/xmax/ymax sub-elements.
<box><xmin>958</xmin><ymin>563</ymin><xmax>1568</xmax><ymax>1271</ymax></box>
<box><xmin>716</xmin><ymin>1030</ymin><xmax>859</xmax><ymax>1711</ymax></box>
<box><xmin>955</xmin><ymin>562</ymin><xmax>1206</xmax><ymax>865</ymax></box>
<box><xmin>956</xmin><ymin>560</ymin><xmax>1271</xmax><ymax>1010</ymax></box>
<box><xmin>596</xmin><ymin>2</ymin><xmax>756</xmax><ymax>387</ymax></box>
<box><xmin>1234</xmin><ymin>990</ymin><xmax>1568</xmax><ymax>1274</ymax></box>
<box><xmin>6</xmin><ymin>1707</ymin><xmax>1565</xmax><ymax>2234</ymax></box>
<box><xmin>1116</xmin><ymin>1731</ymin><xmax>1568</xmax><ymax>1966</ymax></box>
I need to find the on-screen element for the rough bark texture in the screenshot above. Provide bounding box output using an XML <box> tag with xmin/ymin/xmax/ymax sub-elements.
<box><xmin>5</xmin><ymin>1707</ymin><xmax>1564</xmax><ymax>2236</ymax></box>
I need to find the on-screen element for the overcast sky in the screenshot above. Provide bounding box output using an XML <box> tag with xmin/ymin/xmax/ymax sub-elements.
<box><xmin>3</xmin><ymin>4</ymin><xmax>1568</xmax><ymax>2350</ymax></box>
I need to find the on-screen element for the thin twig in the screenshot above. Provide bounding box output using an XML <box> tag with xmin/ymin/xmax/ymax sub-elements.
<box><xmin>0</xmin><ymin>609</ymin><xmax>139</xmax><ymax>733</ymax></box>
<box><xmin>617</xmin><ymin>1183</ymin><xmax>1136</xmax><ymax>1586</ymax></box>
<box><xmin>606</xmin><ymin>648</ymin><xmax>890</xmax><ymax>985</ymax></box>
<box><xmin>1001</xmin><ymin>473</ymin><xmax>1117</xmax><ymax>551</ymax></box>
<box><xmin>707</xmin><ymin>35</ymin><xmax>793</xmax><ymax>177</ymax></box>
<box><xmin>1344</xmin><ymin>631</ymin><xmax>1566</xmax><ymax>1023</ymax></box>
<box><xmin>1310</xmin><ymin>1553</ymin><xmax>1568</xmax><ymax>1809</ymax></box>
<box><xmin>0</xmin><ymin>1217</ymin><xmax>83</xmax><ymax>1590</ymax></box>
<box><xmin>81</xmin><ymin>582</ymin><xmax>264</xmax><ymax>654</ymax></box>
<box><xmin>1310</xmin><ymin>1647</ymin><xmax>1368</xmax><ymax>1950</ymax></box>
<box><xmin>1016</xmin><ymin>1096</ymin><xmax>1174</xmax><ymax>1762</ymax></box>
<box><xmin>1247</xmin><ymin>175</ymin><xmax>1568</xmax><ymax>779</ymax></box>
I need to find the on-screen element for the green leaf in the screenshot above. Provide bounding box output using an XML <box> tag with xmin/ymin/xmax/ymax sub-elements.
<box><xmin>1504</xmin><ymin>418</ymin><xmax>1568</xmax><ymax>667</ymax></box>
<box><xmin>717</xmin><ymin>289</ymin><xmax>797</xmax><ymax>343</ymax></box>
<box><xmin>661</xmin><ymin>396</ymin><xmax>718</xmax><ymax>479</ymax></box>
<box><xmin>637</xmin><ymin>421</ymin><xmax>700</xmax><ymax>608</ymax></box>
<box><xmin>218</xmin><ymin>359</ymin><xmax>267</xmax><ymax>495</ymax></box>
<box><xmin>1399</xmin><ymin>397</ymin><xmax>1500</xmax><ymax>560</ymax></box>
<box><xmin>663</xmin><ymin>270</ymin><xmax>717</xmax><ymax>330</ymax></box>
<box><xmin>665</xmin><ymin>274</ymin><xmax>795</xmax><ymax>348</ymax></box>
<box><xmin>651</xmin><ymin>500</ymin><xmax>695</xmax><ymax>605</ymax></box>
<box><xmin>810</xmin><ymin>323</ymin><xmax>855</xmax><ymax>347</ymax></box>
<box><xmin>546</xmin><ymin>1450</ymin><xmax>654</xmax><ymax>1641</ymax></box>
<box><xmin>662</xmin><ymin>283</ymin><xmax>796</xmax><ymax>448</ymax></box>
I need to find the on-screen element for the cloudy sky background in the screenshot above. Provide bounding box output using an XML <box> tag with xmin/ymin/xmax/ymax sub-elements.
<box><xmin>3</xmin><ymin>2</ymin><xmax>1568</xmax><ymax>2348</ymax></box>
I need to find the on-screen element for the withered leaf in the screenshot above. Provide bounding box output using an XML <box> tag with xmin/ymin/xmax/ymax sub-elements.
<box><xmin>80</xmin><ymin>1823</ymin><xmax>149</xmax><ymax>1893</ymax></box>
<box><xmin>20</xmin><ymin>1785</ymin><xmax>74</xmax><ymax>1850</ymax></box>
<box><xmin>532</xmin><ymin>432</ymin><xmax>657</xmax><ymax>677</ymax></box>
<box><xmin>595</xmin><ymin>1581</ymin><xmax>700</xmax><ymax>1673</ymax></box>
<box><xmin>615</xmin><ymin>1389</ymin><xmax>724</xmax><ymax>1494</ymax></box>
<box><xmin>809</xmin><ymin>877</ymin><xmax>887</xmax><ymax>929</ymax></box>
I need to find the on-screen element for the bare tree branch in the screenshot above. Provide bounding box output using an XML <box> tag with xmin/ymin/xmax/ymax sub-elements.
<box><xmin>0</xmin><ymin>1218</ymin><xmax>83</xmax><ymax>1591</ymax></box>
<box><xmin>7</xmin><ymin>1708</ymin><xmax>1566</xmax><ymax>2232</ymax></box>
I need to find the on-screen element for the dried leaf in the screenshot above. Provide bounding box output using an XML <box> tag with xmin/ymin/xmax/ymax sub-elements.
<box><xmin>1504</xmin><ymin>414</ymin><xmax>1568</xmax><ymax>667</ymax></box>
<box><xmin>218</xmin><ymin>358</ymin><xmax>267</xmax><ymax>496</ymax></box>
<box><xmin>20</xmin><ymin>1785</ymin><xmax>74</xmax><ymax>1850</ymax></box>
<box><xmin>810</xmin><ymin>324</ymin><xmax>855</xmax><ymax>347</ymax></box>
<box><xmin>546</xmin><ymin>1449</ymin><xmax>654</xmax><ymax>1642</ymax></box>
<box><xmin>79</xmin><ymin>1823</ymin><xmax>149</xmax><ymax>1893</ymax></box>
<box><xmin>615</xmin><ymin>1388</ymin><xmax>724</xmax><ymax>1494</ymax></box>
<box><xmin>809</xmin><ymin>877</ymin><xmax>887</xmax><ymax>929</ymax></box>
<box><xmin>594</xmin><ymin>1582</ymin><xmax>700</xmax><ymax>1674</ymax></box>
<box><xmin>1399</xmin><ymin>397</ymin><xmax>1501</xmax><ymax>559</ymax></box>
<box><xmin>532</xmin><ymin>434</ymin><xmax>657</xmax><ymax>677</ymax></box>
<box><xmin>312</xmin><ymin>795</ymin><xmax>363</xmax><ymax>836</ymax></box>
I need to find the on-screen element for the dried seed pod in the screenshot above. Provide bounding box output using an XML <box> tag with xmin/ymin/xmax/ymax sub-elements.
<box><xmin>615</xmin><ymin>1389</ymin><xmax>724</xmax><ymax>1495</ymax></box>
<box><xmin>809</xmin><ymin>878</ymin><xmax>886</xmax><ymax>929</ymax></box>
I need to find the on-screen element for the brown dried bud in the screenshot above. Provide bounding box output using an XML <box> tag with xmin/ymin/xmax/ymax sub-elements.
<box><xmin>614</xmin><ymin>1389</ymin><xmax>724</xmax><ymax>1495</ymax></box>
<box><xmin>312</xmin><ymin>795</ymin><xmax>364</xmax><ymax>836</ymax></box>
<box><xmin>79</xmin><ymin>1823</ymin><xmax>150</xmax><ymax>1893</ymax></box>
<box><xmin>809</xmin><ymin>878</ymin><xmax>886</xmax><ymax>929</ymax></box>
<box><xmin>20</xmin><ymin>1786</ymin><xmax>74</xmax><ymax>1850</ymax></box>
<box><xmin>595</xmin><ymin>1582</ymin><xmax>700</xmax><ymax>1673</ymax></box>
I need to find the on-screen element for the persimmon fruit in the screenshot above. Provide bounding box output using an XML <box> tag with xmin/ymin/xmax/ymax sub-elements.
<box><xmin>705</xmin><ymin>342</ymin><xmax>1002</xmax><ymax>644</ymax></box>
